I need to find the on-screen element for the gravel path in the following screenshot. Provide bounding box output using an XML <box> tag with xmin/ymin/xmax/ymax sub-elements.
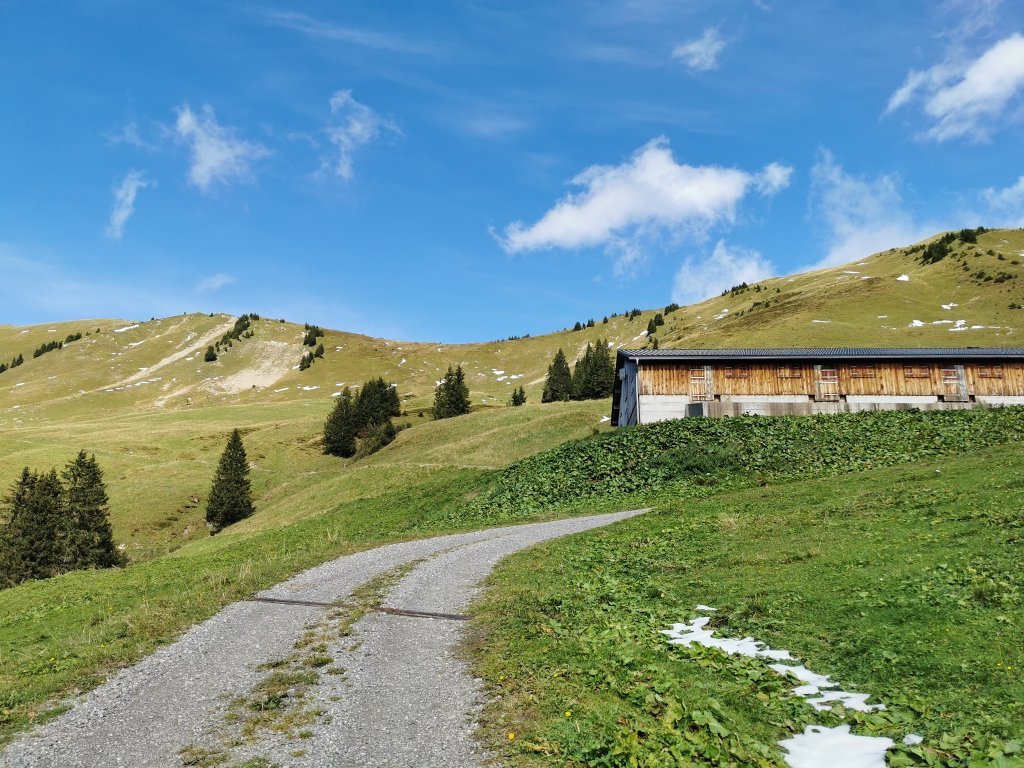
<box><xmin>1</xmin><ymin>510</ymin><xmax>644</xmax><ymax>768</ymax></box>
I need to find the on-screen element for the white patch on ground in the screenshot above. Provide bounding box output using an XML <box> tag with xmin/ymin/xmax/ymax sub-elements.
<box><xmin>491</xmin><ymin>369</ymin><xmax>505</xmax><ymax>375</ymax></box>
<box><xmin>117</xmin><ymin>319</ymin><xmax>237</xmax><ymax>388</ymax></box>
<box><xmin>779</xmin><ymin>725</ymin><xmax>893</xmax><ymax>768</ymax></box>
<box><xmin>599</xmin><ymin>416</ymin><xmax>611</xmax><ymax>422</ymax></box>
<box><xmin>399</xmin><ymin>358</ymin><xmax>407</xmax><ymax>366</ymax></box>
<box><xmin>47</xmin><ymin>328</ymin><xmax>56</xmax><ymax>332</ymax></box>
<box><xmin>662</xmin><ymin>617</ymin><xmax>793</xmax><ymax>660</ymax></box>
<box><xmin>877</xmin><ymin>315</ymin><xmax>887</xmax><ymax>319</ymax></box>
<box><xmin>896</xmin><ymin>274</ymin><xmax>910</xmax><ymax>282</ymax></box>
<box><xmin>300</xmin><ymin>385</ymin><xmax>320</xmax><ymax>391</ymax></box>
<box><xmin>695</xmin><ymin>604</ymin><xmax>717</xmax><ymax>612</ymax></box>
<box><xmin>903</xmin><ymin>734</ymin><xmax>923</xmax><ymax>745</ymax></box>
<box><xmin>931</xmin><ymin>320</ymin><xmax>954</xmax><ymax>325</ymax></box>
<box><xmin>811</xmin><ymin>320</ymin><xmax>832</xmax><ymax>324</ymax></box>
<box><xmin>941</xmin><ymin>303</ymin><xmax>958</xmax><ymax>310</ymax></box>
<box><xmin>331</xmin><ymin>391</ymin><xmax>342</xmax><ymax>397</ymax></box>
<box><xmin>214</xmin><ymin>341</ymin><xmax>296</xmax><ymax>394</ymax></box>
<box><xmin>112</xmin><ymin>324</ymin><xmax>140</xmax><ymax>333</ymax></box>
<box><xmin>949</xmin><ymin>320</ymin><xmax>968</xmax><ymax>331</ymax></box>
<box><xmin>18</xmin><ymin>330</ymin><xmax>28</xmax><ymax>334</ymax></box>
<box><xmin>272</xmin><ymin>387</ymin><xmax>289</xmax><ymax>393</ymax></box>
<box><xmin>663</xmin><ymin>616</ymin><xmax>883</xmax><ymax>711</ymax></box>
<box><xmin>633</xmin><ymin>332</ymin><xmax>648</xmax><ymax>341</ymax></box>
<box><xmin>713</xmin><ymin>309</ymin><xmax>730</xmax><ymax>320</ymax></box>
<box><xmin>127</xmin><ymin>340</ymin><xmax>146</xmax><ymax>348</ymax></box>
<box><xmin>860</xmin><ymin>276</ymin><xmax>872</xmax><ymax>280</ymax></box>
<box><xmin>608</xmin><ymin>341</ymin><xmax>615</xmax><ymax>347</ymax></box>
<box><xmin>769</xmin><ymin>665</ymin><xmax>883</xmax><ymax>712</ymax></box>
<box><xmin>908</xmin><ymin>320</ymin><xmax>925</xmax><ymax>327</ymax></box>
<box><xmin>842</xmin><ymin>270</ymin><xmax>860</xmax><ymax>274</ymax></box>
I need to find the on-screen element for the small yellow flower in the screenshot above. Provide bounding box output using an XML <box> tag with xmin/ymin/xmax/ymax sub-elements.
<box><xmin>507</xmin><ymin>732</ymin><xmax>516</xmax><ymax>741</ymax></box>
<box><xmin>498</xmin><ymin>675</ymin><xmax>505</xmax><ymax>682</ymax></box>
<box><xmin>565</xmin><ymin>710</ymin><xmax>573</xmax><ymax>718</ymax></box>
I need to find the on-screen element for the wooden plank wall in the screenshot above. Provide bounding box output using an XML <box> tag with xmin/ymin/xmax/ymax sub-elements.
<box><xmin>637</xmin><ymin>361</ymin><xmax>1024</xmax><ymax>397</ymax></box>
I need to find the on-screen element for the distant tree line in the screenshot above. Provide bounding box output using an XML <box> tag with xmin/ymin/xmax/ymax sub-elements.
<box><xmin>204</xmin><ymin>313</ymin><xmax>260</xmax><ymax>363</ymax></box>
<box><xmin>0</xmin><ymin>452</ymin><xmax>124</xmax><ymax>588</ymax></box>
<box><xmin>324</xmin><ymin>378</ymin><xmax>403</xmax><ymax>458</ymax></box>
<box><xmin>541</xmin><ymin>341</ymin><xmax>615</xmax><ymax>402</ymax></box>
<box><xmin>1</xmin><ymin>331</ymin><xmax>85</xmax><ymax>374</ymax></box>
<box><xmin>299</xmin><ymin>324</ymin><xmax>326</xmax><ymax>370</ymax></box>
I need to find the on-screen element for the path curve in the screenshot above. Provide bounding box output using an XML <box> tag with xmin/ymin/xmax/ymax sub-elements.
<box><xmin>0</xmin><ymin>510</ymin><xmax>645</xmax><ymax>768</ymax></box>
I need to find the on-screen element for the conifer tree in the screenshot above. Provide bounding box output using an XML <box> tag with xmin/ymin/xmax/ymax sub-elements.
<box><xmin>0</xmin><ymin>469</ymin><xmax>65</xmax><ymax>583</ymax></box>
<box><xmin>647</xmin><ymin>318</ymin><xmax>657</xmax><ymax>335</ymax></box>
<box><xmin>205</xmin><ymin>429</ymin><xmax>255</xmax><ymax>534</ymax></box>
<box><xmin>314</xmin><ymin>343</ymin><xmax>325</xmax><ymax>359</ymax></box>
<box><xmin>204</xmin><ymin>346</ymin><xmax>217</xmax><ymax>362</ymax></box>
<box><xmin>432</xmin><ymin>365</ymin><xmax>471</xmax><ymax>419</ymax></box>
<box><xmin>509</xmin><ymin>385</ymin><xmax>527</xmax><ymax>406</ymax></box>
<box><xmin>355</xmin><ymin>378</ymin><xmax>400</xmax><ymax>429</ymax></box>
<box><xmin>324</xmin><ymin>389</ymin><xmax>358</xmax><ymax>457</ymax></box>
<box><xmin>541</xmin><ymin>349</ymin><xmax>572</xmax><ymax>403</ymax></box>
<box><xmin>62</xmin><ymin>451</ymin><xmax>123</xmax><ymax>569</ymax></box>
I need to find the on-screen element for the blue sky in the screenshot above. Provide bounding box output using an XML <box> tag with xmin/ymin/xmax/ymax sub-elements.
<box><xmin>2</xmin><ymin>0</ymin><xmax>1024</xmax><ymax>342</ymax></box>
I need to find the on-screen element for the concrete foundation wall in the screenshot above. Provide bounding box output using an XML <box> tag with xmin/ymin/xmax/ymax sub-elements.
<box><xmin>637</xmin><ymin>394</ymin><xmax>993</xmax><ymax>423</ymax></box>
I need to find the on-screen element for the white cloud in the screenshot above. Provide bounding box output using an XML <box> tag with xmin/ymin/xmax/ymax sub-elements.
<box><xmin>499</xmin><ymin>138</ymin><xmax>791</xmax><ymax>264</ymax></box>
<box><xmin>979</xmin><ymin>175</ymin><xmax>1024</xmax><ymax>226</ymax></box>
<box><xmin>672</xmin><ymin>28</ymin><xmax>726</xmax><ymax>72</ymax></box>
<box><xmin>105</xmin><ymin>171</ymin><xmax>151</xmax><ymax>240</ymax></box>
<box><xmin>195</xmin><ymin>273</ymin><xmax>236</xmax><ymax>293</ymax></box>
<box><xmin>885</xmin><ymin>34</ymin><xmax>1024</xmax><ymax>142</ymax></box>
<box><xmin>323</xmin><ymin>90</ymin><xmax>399</xmax><ymax>182</ymax></box>
<box><xmin>174</xmin><ymin>104</ymin><xmax>270</xmax><ymax>191</ymax></box>
<box><xmin>672</xmin><ymin>240</ymin><xmax>775</xmax><ymax>304</ymax></box>
<box><xmin>808</xmin><ymin>151</ymin><xmax>935</xmax><ymax>269</ymax></box>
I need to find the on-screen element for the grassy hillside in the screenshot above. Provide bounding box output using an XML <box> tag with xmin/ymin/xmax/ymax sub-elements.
<box><xmin>2</xmin><ymin>229</ymin><xmax>1022</xmax><ymax>421</ymax></box>
<box><xmin>472</xmin><ymin>447</ymin><xmax>1024</xmax><ymax>767</ymax></box>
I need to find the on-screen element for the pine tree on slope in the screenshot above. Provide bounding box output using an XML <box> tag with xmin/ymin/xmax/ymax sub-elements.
<box><xmin>62</xmin><ymin>451</ymin><xmax>123</xmax><ymax>569</ymax></box>
<box><xmin>541</xmin><ymin>349</ymin><xmax>572</xmax><ymax>403</ymax></box>
<box><xmin>206</xmin><ymin>429</ymin><xmax>255</xmax><ymax>534</ymax></box>
<box><xmin>0</xmin><ymin>469</ymin><xmax>65</xmax><ymax>582</ymax></box>
<box><xmin>324</xmin><ymin>388</ymin><xmax>358</xmax><ymax>457</ymax></box>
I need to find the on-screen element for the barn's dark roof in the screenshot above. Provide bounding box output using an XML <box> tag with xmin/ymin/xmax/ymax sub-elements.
<box><xmin>610</xmin><ymin>347</ymin><xmax>1024</xmax><ymax>425</ymax></box>
<box><xmin>616</xmin><ymin>347</ymin><xmax>1024</xmax><ymax>363</ymax></box>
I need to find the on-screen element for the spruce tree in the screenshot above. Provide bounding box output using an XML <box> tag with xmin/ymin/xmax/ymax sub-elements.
<box><xmin>355</xmin><ymin>378</ymin><xmax>400</xmax><ymax>429</ymax></box>
<box><xmin>432</xmin><ymin>365</ymin><xmax>471</xmax><ymax>419</ymax></box>
<box><xmin>647</xmin><ymin>318</ymin><xmax>657</xmax><ymax>336</ymax></box>
<box><xmin>62</xmin><ymin>451</ymin><xmax>123</xmax><ymax>569</ymax></box>
<box><xmin>0</xmin><ymin>469</ymin><xmax>65</xmax><ymax>583</ymax></box>
<box><xmin>205</xmin><ymin>429</ymin><xmax>255</xmax><ymax>534</ymax></box>
<box><xmin>541</xmin><ymin>349</ymin><xmax>572</xmax><ymax>403</ymax></box>
<box><xmin>509</xmin><ymin>386</ymin><xmax>527</xmax><ymax>406</ymax></box>
<box><xmin>324</xmin><ymin>389</ymin><xmax>358</xmax><ymax>457</ymax></box>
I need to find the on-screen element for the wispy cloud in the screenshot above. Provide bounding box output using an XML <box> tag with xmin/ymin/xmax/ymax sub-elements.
<box><xmin>106</xmin><ymin>121</ymin><xmax>159</xmax><ymax>150</ymax></box>
<box><xmin>885</xmin><ymin>33</ymin><xmax>1024</xmax><ymax>142</ymax></box>
<box><xmin>323</xmin><ymin>90</ymin><xmax>399</xmax><ymax>182</ymax></box>
<box><xmin>499</xmin><ymin>138</ymin><xmax>790</xmax><ymax>275</ymax></box>
<box><xmin>672</xmin><ymin>28</ymin><xmax>727</xmax><ymax>72</ymax></box>
<box><xmin>195</xmin><ymin>273</ymin><xmax>236</xmax><ymax>293</ymax></box>
<box><xmin>174</xmin><ymin>104</ymin><xmax>270</xmax><ymax>191</ymax></box>
<box><xmin>105</xmin><ymin>170</ymin><xmax>151</xmax><ymax>240</ymax></box>
<box><xmin>673</xmin><ymin>240</ymin><xmax>775</xmax><ymax>304</ymax></box>
<box><xmin>976</xmin><ymin>175</ymin><xmax>1024</xmax><ymax>226</ymax></box>
<box><xmin>807</xmin><ymin>150</ymin><xmax>935</xmax><ymax>269</ymax></box>
<box><xmin>257</xmin><ymin>9</ymin><xmax>434</xmax><ymax>55</ymax></box>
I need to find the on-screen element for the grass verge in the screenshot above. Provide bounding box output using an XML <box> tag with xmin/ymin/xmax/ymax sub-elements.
<box><xmin>470</xmin><ymin>445</ymin><xmax>1024</xmax><ymax>767</ymax></box>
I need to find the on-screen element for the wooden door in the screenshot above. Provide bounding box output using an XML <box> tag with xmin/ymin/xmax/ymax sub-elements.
<box><xmin>815</xmin><ymin>365</ymin><xmax>840</xmax><ymax>401</ymax></box>
<box><xmin>941</xmin><ymin>365</ymin><xmax>968</xmax><ymax>401</ymax></box>
<box><xmin>689</xmin><ymin>366</ymin><xmax>712</xmax><ymax>401</ymax></box>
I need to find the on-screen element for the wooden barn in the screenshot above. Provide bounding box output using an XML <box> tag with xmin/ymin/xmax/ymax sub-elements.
<box><xmin>611</xmin><ymin>347</ymin><xmax>1024</xmax><ymax>426</ymax></box>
